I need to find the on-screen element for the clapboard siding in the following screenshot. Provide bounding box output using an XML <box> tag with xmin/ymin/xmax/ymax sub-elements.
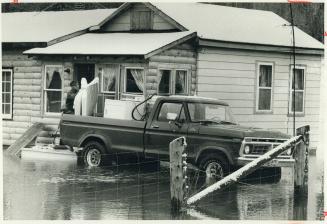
<box><xmin>148</xmin><ymin>43</ymin><xmax>197</xmax><ymax>95</ymax></box>
<box><xmin>197</xmin><ymin>47</ymin><xmax>322</xmax><ymax>148</ymax></box>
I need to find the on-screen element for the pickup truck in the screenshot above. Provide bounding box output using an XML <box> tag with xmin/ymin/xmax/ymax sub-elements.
<box><xmin>60</xmin><ymin>95</ymin><xmax>294</xmax><ymax>180</ymax></box>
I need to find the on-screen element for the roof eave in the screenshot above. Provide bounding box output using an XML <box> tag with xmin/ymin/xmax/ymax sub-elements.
<box><xmin>198</xmin><ymin>38</ymin><xmax>324</xmax><ymax>55</ymax></box>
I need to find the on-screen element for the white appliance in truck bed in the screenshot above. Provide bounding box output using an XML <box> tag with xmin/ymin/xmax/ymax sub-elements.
<box><xmin>103</xmin><ymin>96</ymin><xmax>145</xmax><ymax>120</ymax></box>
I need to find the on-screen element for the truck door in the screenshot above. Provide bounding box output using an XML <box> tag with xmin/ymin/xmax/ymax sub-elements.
<box><xmin>145</xmin><ymin>101</ymin><xmax>188</xmax><ymax>160</ymax></box>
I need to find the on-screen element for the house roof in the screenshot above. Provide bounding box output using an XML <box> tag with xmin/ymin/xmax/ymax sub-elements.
<box><xmin>151</xmin><ymin>3</ymin><xmax>323</xmax><ymax>49</ymax></box>
<box><xmin>23</xmin><ymin>31</ymin><xmax>196</xmax><ymax>58</ymax></box>
<box><xmin>2</xmin><ymin>9</ymin><xmax>116</xmax><ymax>43</ymax></box>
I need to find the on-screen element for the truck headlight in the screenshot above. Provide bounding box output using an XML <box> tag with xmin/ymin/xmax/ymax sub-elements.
<box><xmin>244</xmin><ymin>145</ymin><xmax>251</xmax><ymax>154</ymax></box>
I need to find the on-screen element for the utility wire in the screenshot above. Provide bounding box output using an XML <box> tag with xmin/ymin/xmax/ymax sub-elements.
<box><xmin>289</xmin><ymin>3</ymin><xmax>296</xmax><ymax>137</ymax></box>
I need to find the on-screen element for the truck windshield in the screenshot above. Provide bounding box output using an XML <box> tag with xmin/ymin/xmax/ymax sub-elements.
<box><xmin>187</xmin><ymin>102</ymin><xmax>237</xmax><ymax>125</ymax></box>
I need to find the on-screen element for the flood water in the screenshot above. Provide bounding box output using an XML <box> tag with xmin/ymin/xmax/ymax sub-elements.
<box><xmin>3</xmin><ymin>153</ymin><xmax>324</xmax><ymax>220</ymax></box>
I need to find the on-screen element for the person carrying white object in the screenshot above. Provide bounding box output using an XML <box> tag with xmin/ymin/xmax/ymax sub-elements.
<box><xmin>73</xmin><ymin>78</ymin><xmax>87</xmax><ymax>115</ymax></box>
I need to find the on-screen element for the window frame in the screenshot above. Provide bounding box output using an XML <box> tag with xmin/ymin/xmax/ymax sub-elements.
<box><xmin>2</xmin><ymin>68</ymin><xmax>13</xmax><ymax>120</ymax></box>
<box><xmin>288</xmin><ymin>65</ymin><xmax>306</xmax><ymax>115</ymax></box>
<box><xmin>255</xmin><ymin>62</ymin><xmax>274</xmax><ymax>113</ymax></box>
<box><xmin>123</xmin><ymin>67</ymin><xmax>144</xmax><ymax>95</ymax></box>
<box><xmin>43</xmin><ymin>65</ymin><xmax>64</xmax><ymax>115</ymax></box>
<box><xmin>157</xmin><ymin>68</ymin><xmax>190</xmax><ymax>96</ymax></box>
<box><xmin>100</xmin><ymin>64</ymin><xmax>119</xmax><ymax>94</ymax></box>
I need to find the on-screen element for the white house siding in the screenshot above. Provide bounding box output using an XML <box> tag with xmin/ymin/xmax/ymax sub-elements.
<box><xmin>147</xmin><ymin>43</ymin><xmax>197</xmax><ymax>95</ymax></box>
<box><xmin>196</xmin><ymin>47</ymin><xmax>322</xmax><ymax>148</ymax></box>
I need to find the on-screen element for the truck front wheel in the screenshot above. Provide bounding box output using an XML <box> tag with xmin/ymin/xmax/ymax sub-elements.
<box><xmin>83</xmin><ymin>141</ymin><xmax>107</xmax><ymax>167</ymax></box>
<box><xmin>199</xmin><ymin>153</ymin><xmax>230</xmax><ymax>181</ymax></box>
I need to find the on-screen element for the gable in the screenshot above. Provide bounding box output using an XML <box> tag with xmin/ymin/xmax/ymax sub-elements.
<box><xmin>101</xmin><ymin>3</ymin><xmax>179</xmax><ymax>32</ymax></box>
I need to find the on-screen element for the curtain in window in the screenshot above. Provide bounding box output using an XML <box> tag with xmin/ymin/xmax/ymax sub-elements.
<box><xmin>46</xmin><ymin>67</ymin><xmax>62</xmax><ymax>89</ymax></box>
<box><xmin>176</xmin><ymin>70</ymin><xmax>187</xmax><ymax>94</ymax></box>
<box><xmin>293</xmin><ymin>69</ymin><xmax>304</xmax><ymax>90</ymax></box>
<box><xmin>130</xmin><ymin>69</ymin><xmax>144</xmax><ymax>92</ymax></box>
<box><xmin>259</xmin><ymin>65</ymin><xmax>272</xmax><ymax>87</ymax></box>
<box><xmin>103</xmin><ymin>65</ymin><xmax>117</xmax><ymax>92</ymax></box>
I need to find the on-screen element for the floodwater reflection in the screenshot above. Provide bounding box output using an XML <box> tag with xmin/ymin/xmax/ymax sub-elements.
<box><xmin>3</xmin><ymin>154</ymin><xmax>323</xmax><ymax>220</ymax></box>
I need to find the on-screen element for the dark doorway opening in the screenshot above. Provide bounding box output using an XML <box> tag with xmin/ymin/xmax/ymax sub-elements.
<box><xmin>74</xmin><ymin>63</ymin><xmax>95</xmax><ymax>86</ymax></box>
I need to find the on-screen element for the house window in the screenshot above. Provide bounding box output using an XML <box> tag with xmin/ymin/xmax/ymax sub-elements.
<box><xmin>157</xmin><ymin>69</ymin><xmax>189</xmax><ymax>95</ymax></box>
<box><xmin>289</xmin><ymin>66</ymin><xmax>305</xmax><ymax>113</ymax></box>
<box><xmin>2</xmin><ymin>68</ymin><xmax>13</xmax><ymax>119</ymax></box>
<box><xmin>124</xmin><ymin>68</ymin><xmax>144</xmax><ymax>94</ymax></box>
<box><xmin>131</xmin><ymin>10</ymin><xmax>152</xmax><ymax>31</ymax></box>
<box><xmin>101</xmin><ymin>64</ymin><xmax>119</xmax><ymax>93</ymax></box>
<box><xmin>256</xmin><ymin>63</ymin><xmax>273</xmax><ymax>111</ymax></box>
<box><xmin>44</xmin><ymin>65</ymin><xmax>63</xmax><ymax>114</ymax></box>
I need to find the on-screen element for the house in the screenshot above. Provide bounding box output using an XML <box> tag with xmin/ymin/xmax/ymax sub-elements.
<box><xmin>2</xmin><ymin>3</ymin><xmax>324</xmax><ymax>150</ymax></box>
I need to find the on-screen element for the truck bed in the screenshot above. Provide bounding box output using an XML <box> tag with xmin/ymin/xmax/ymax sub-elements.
<box><xmin>60</xmin><ymin>114</ymin><xmax>146</xmax><ymax>153</ymax></box>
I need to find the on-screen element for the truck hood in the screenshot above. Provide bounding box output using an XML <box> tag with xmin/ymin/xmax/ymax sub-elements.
<box><xmin>199</xmin><ymin>124</ymin><xmax>291</xmax><ymax>140</ymax></box>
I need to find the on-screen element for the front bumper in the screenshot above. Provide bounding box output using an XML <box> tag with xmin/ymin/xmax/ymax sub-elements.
<box><xmin>236</xmin><ymin>156</ymin><xmax>295</xmax><ymax>168</ymax></box>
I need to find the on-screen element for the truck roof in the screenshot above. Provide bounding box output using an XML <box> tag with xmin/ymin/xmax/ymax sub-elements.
<box><xmin>158</xmin><ymin>95</ymin><xmax>229</xmax><ymax>106</ymax></box>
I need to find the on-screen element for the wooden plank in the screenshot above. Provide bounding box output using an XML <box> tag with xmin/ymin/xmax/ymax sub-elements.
<box><xmin>14</xmin><ymin>66</ymin><xmax>42</xmax><ymax>73</ymax></box>
<box><xmin>13</xmin><ymin>91</ymin><xmax>41</xmax><ymax>98</ymax></box>
<box><xmin>13</xmin><ymin>73</ymin><xmax>42</xmax><ymax>80</ymax></box>
<box><xmin>6</xmin><ymin>122</ymin><xmax>45</xmax><ymax>157</ymax></box>
<box><xmin>197</xmin><ymin>68</ymin><xmax>255</xmax><ymax>78</ymax></box>
<box><xmin>14</xmin><ymin>79</ymin><xmax>41</xmax><ymax>85</ymax></box>
<box><xmin>13</xmin><ymin>85</ymin><xmax>41</xmax><ymax>92</ymax></box>
<box><xmin>197</xmin><ymin>60</ymin><xmax>255</xmax><ymax>71</ymax></box>
<box><xmin>2</xmin><ymin>60</ymin><xmax>42</xmax><ymax>67</ymax></box>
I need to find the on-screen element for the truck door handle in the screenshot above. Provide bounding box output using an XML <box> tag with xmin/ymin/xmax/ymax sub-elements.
<box><xmin>151</xmin><ymin>124</ymin><xmax>159</xmax><ymax>129</ymax></box>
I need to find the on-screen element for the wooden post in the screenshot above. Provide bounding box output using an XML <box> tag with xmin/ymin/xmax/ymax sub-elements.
<box><xmin>169</xmin><ymin>136</ymin><xmax>187</xmax><ymax>215</ymax></box>
<box><xmin>293</xmin><ymin>126</ymin><xmax>309</xmax><ymax>220</ymax></box>
<box><xmin>294</xmin><ymin>125</ymin><xmax>309</xmax><ymax>192</ymax></box>
<box><xmin>187</xmin><ymin>135</ymin><xmax>302</xmax><ymax>205</ymax></box>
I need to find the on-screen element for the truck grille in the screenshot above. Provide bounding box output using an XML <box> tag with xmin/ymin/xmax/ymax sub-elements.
<box><xmin>241</xmin><ymin>137</ymin><xmax>291</xmax><ymax>157</ymax></box>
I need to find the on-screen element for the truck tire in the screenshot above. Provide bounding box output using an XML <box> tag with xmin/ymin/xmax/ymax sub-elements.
<box><xmin>83</xmin><ymin>141</ymin><xmax>107</xmax><ymax>167</ymax></box>
<box><xmin>199</xmin><ymin>153</ymin><xmax>230</xmax><ymax>181</ymax></box>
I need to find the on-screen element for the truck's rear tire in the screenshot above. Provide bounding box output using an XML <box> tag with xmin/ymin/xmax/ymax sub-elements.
<box><xmin>199</xmin><ymin>153</ymin><xmax>230</xmax><ymax>181</ymax></box>
<box><xmin>83</xmin><ymin>141</ymin><xmax>107</xmax><ymax>167</ymax></box>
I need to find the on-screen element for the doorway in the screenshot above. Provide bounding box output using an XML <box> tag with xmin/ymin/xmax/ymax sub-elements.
<box><xmin>74</xmin><ymin>63</ymin><xmax>95</xmax><ymax>86</ymax></box>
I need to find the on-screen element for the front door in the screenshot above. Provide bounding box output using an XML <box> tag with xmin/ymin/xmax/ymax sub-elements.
<box><xmin>74</xmin><ymin>63</ymin><xmax>95</xmax><ymax>86</ymax></box>
<box><xmin>145</xmin><ymin>101</ymin><xmax>188</xmax><ymax>160</ymax></box>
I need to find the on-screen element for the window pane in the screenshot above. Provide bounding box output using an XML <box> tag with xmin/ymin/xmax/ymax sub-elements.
<box><xmin>158</xmin><ymin>103</ymin><xmax>182</xmax><ymax>121</ymax></box>
<box><xmin>175</xmin><ymin>70</ymin><xmax>187</xmax><ymax>94</ymax></box>
<box><xmin>46</xmin><ymin>91</ymin><xmax>62</xmax><ymax>113</ymax></box>
<box><xmin>158</xmin><ymin>70</ymin><xmax>171</xmax><ymax>94</ymax></box>
<box><xmin>2</xmin><ymin>71</ymin><xmax>11</xmax><ymax>82</ymax></box>
<box><xmin>259</xmin><ymin>65</ymin><xmax>272</xmax><ymax>87</ymax></box>
<box><xmin>258</xmin><ymin>89</ymin><xmax>271</xmax><ymax>110</ymax></box>
<box><xmin>126</xmin><ymin>69</ymin><xmax>143</xmax><ymax>93</ymax></box>
<box><xmin>292</xmin><ymin>69</ymin><xmax>304</xmax><ymax>90</ymax></box>
<box><xmin>4</xmin><ymin>104</ymin><xmax>10</xmax><ymax>114</ymax></box>
<box><xmin>291</xmin><ymin>91</ymin><xmax>304</xmax><ymax>112</ymax></box>
<box><xmin>2</xmin><ymin>93</ymin><xmax>10</xmax><ymax>103</ymax></box>
<box><xmin>46</xmin><ymin>66</ymin><xmax>62</xmax><ymax>89</ymax></box>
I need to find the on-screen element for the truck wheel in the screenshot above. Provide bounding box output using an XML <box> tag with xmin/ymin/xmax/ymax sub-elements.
<box><xmin>83</xmin><ymin>141</ymin><xmax>106</xmax><ymax>167</ymax></box>
<box><xmin>199</xmin><ymin>153</ymin><xmax>229</xmax><ymax>181</ymax></box>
